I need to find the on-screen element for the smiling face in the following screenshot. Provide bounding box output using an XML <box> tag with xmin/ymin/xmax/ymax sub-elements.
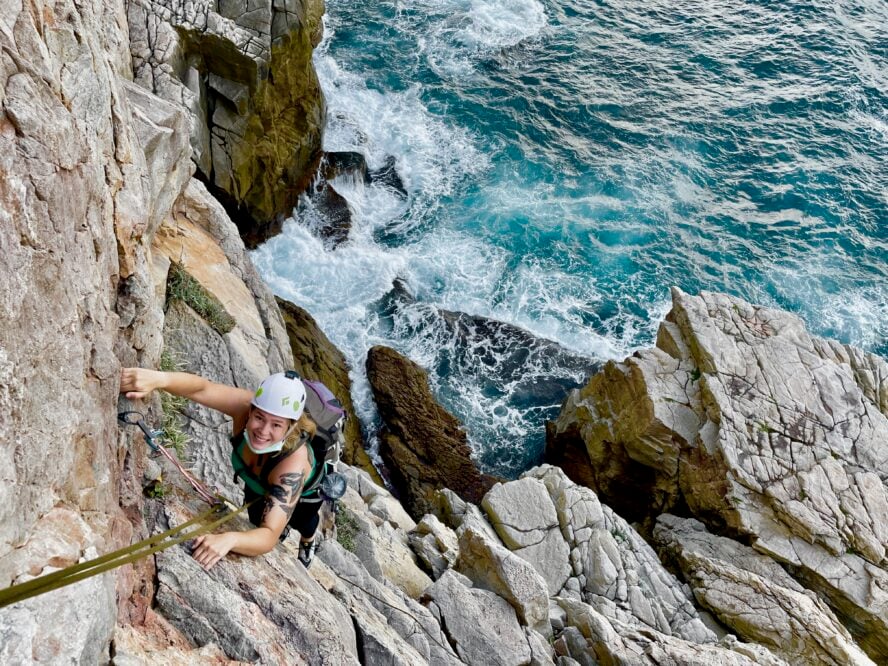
<box><xmin>245</xmin><ymin>407</ymin><xmax>293</xmax><ymax>450</ymax></box>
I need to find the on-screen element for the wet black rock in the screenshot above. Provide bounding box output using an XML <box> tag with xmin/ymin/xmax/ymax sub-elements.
<box><xmin>379</xmin><ymin>279</ymin><xmax>599</xmax><ymax>412</ymax></box>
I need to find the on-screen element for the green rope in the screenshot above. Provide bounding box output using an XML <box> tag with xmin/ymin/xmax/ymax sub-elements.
<box><xmin>0</xmin><ymin>499</ymin><xmax>258</xmax><ymax>609</ymax></box>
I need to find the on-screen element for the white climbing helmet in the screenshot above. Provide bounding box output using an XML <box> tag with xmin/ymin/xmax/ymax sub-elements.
<box><xmin>251</xmin><ymin>371</ymin><xmax>306</xmax><ymax>420</ymax></box>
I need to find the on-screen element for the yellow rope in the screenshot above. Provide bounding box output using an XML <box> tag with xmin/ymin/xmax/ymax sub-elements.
<box><xmin>0</xmin><ymin>499</ymin><xmax>258</xmax><ymax>609</ymax></box>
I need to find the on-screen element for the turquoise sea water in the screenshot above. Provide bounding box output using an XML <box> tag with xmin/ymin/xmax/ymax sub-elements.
<box><xmin>253</xmin><ymin>0</ymin><xmax>888</xmax><ymax>478</ymax></box>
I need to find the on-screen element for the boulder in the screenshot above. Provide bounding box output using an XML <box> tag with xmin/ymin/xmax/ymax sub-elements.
<box><xmin>423</xmin><ymin>570</ymin><xmax>532</xmax><ymax>666</ymax></box>
<box><xmin>365</xmin><ymin>345</ymin><xmax>497</xmax><ymax>518</ymax></box>
<box><xmin>547</xmin><ymin>287</ymin><xmax>888</xmax><ymax>660</ymax></box>
<box><xmin>408</xmin><ymin>514</ymin><xmax>460</xmax><ymax>579</ymax></box>
<box><xmin>276</xmin><ymin>297</ymin><xmax>380</xmax><ymax>481</ymax></box>
<box><xmin>654</xmin><ymin>514</ymin><xmax>873</xmax><ymax>665</ymax></box>
<box><xmin>351</xmin><ymin>516</ymin><xmax>433</xmax><ymax>600</ymax></box>
<box><xmin>482</xmin><ymin>478</ymin><xmax>571</xmax><ymax>595</ymax></box>
<box><xmin>456</xmin><ymin>521</ymin><xmax>550</xmax><ymax>635</ymax></box>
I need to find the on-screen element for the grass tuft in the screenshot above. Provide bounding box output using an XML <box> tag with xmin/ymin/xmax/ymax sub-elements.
<box><xmin>335</xmin><ymin>507</ymin><xmax>360</xmax><ymax>553</ymax></box>
<box><xmin>158</xmin><ymin>349</ymin><xmax>190</xmax><ymax>460</ymax></box>
<box><xmin>166</xmin><ymin>262</ymin><xmax>236</xmax><ymax>335</ymax></box>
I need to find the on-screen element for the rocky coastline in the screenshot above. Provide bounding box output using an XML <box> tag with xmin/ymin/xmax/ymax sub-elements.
<box><xmin>1</xmin><ymin>0</ymin><xmax>886</xmax><ymax>664</ymax></box>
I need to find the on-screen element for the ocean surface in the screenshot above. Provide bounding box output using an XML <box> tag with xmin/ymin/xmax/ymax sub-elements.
<box><xmin>253</xmin><ymin>0</ymin><xmax>888</xmax><ymax>478</ymax></box>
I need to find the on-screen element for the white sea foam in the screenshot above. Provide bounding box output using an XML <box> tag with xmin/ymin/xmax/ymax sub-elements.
<box><xmin>402</xmin><ymin>0</ymin><xmax>547</xmax><ymax>77</ymax></box>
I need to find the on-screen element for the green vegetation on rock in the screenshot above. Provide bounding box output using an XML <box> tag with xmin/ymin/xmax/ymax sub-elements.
<box><xmin>166</xmin><ymin>262</ymin><xmax>236</xmax><ymax>335</ymax></box>
<box><xmin>158</xmin><ymin>349</ymin><xmax>190</xmax><ymax>459</ymax></box>
<box><xmin>335</xmin><ymin>506</ymin><xmax>360</xmax><ymax>553</ymax></box>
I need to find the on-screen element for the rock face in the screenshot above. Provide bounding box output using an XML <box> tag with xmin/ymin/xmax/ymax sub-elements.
<box><xmin>548</xmin><ymin>287</ymin><xmax>888</xmax><ymax>660</ymax></box>
<box><xmin>276</xmin><ymin>296</ymin><xmax>380</xmax><ymax>481</ymax></box>
<box><xmin>128</xmin><ymin>0</ymin><xmax>326</xmax><ymax>240</ymax></box>
<box><xmin>150</xmin><ymin>499</ymin><xmax>358</xmax><ymax>664</ymax></box>
<box><xmin>365</xmin><ymin>344</ymin><xmax>498</xmax><ymax>518</ymax></box>
<box><xmin>0</xmin><ymin>0</ymin><xmax>191</xmax><ymax>656</ymax></box>
<box><xmin>654</xmin><ymin>514</ymin><xmax>874</xmax><ymax>665</ymax></box>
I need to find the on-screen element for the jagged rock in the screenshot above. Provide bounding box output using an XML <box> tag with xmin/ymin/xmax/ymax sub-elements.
<box><xmin>525</xmin><ymin>627</ymin><xmax>557</xmax><ymax>666</ymax></box>
<box><xmin>556</xmin><ymin>597</ymin><xmax>787</xmax><ymax>666</ymax></box>
<box><xmin>159</xmin><ymin>179</ymin><xmax>291</xmax><ymax>376</ymax></box>
<box><xmin>654</xmin><ymin>514</ymin><xmax>873</xmax><ymax>665</ymax></box>
<box><xmin>369</xmin><ymin>155</ymin><xmax>408</xmax><ymax>198</ymax></box>
<box><xmin>482</xmin><ymin>477</ymin><xmax>571</xmax><ymax>595</ymax></box>
<box><xmin>456</xmin><ymin>522</ymin><xmax>550</xmax><ymax>635</ymax></box>
<box><xmin>379</xmin><ymin>280</ymin><xmax>598</xmax><ymax>441</ymax></box>
<box><xmin>152</xmin><ymin>500</ymin><xmax>357</xmax><ymax>663</ymax></box>
<box><xmin>320</xmin><ymin>151</ymin><xmax>370</xmax><ymax>183</ymax></box>
<box><xmin>170</xmin><ymin>179</ymin><xmax>291</xmax><ymax>372</ymax></box>
<box><xmin>314</xmin><ymin>540</ymin><xmax>463</xmax><ymax>665</ymax></box>
<box><xmin>276</xmin><ymin>297</ymin><xmax>381</xmax><ymax>481</ymax></box>
<box><xmin>308</xmin><ymin>181</ymin><xmax>352</xmax><ymax>248</ymax></box>
<box><xmin>423</xmin><ymin>570</ymin><xmax>532</xmax><ymax>666</ymax></box>
<box><xmin>547</xmin><ymin>287</ymin><xmax>888</xmax><ymax>660</ymax></box>
<box><xmin>124</xmin><ymin>81</ymin><xmax>195</xmax><ymax>244</ymax></box>
<box><xmin>128</xmin><ymin>0</ymin><xmax>326</xmax><ymax>239</ymax></box>
<box><xmin>365</xmin><ymin>345</ymin><xmax>498</xmax><ymax>518</ymax></box>
<box><xmin>526</xmin><ymin>466</ymin><xmax>715</xmax><ymax>644</ymax></box>
<box><xmin>368</xmin><ymin>495</ymin><xmax>417</xmax><ymax>532</ymax></box>
<box><xmin>409</xmin><ymin>514</ymin><xmax>460</xmax><ymax>579</ymax></box>
<box><xmin>351</xmin><ymin>514</ymin><xmax>433</xmax><ymax>600</ymax></box>
<box><xmin>334</xmin><ymin>467</ymin><xmax>432</xmax><ymax>599</ymax></box>
<box><xmin>432</xmin><ymin>488</ymin><xmax>470</xmax><ymax>529</ymax></box>
<box><xmin>161</xmin><ymin>300</ymin><xmax>244</xmax><ymax>499</ymax></box>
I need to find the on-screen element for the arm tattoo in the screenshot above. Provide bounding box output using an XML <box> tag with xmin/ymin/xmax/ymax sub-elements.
<box><xmin>261</xmin><ymin>471</ymin><xmax>305</xmax><ymax>525</ymax></box>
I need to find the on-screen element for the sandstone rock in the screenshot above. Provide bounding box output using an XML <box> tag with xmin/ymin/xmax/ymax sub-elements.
<box><xmin>128</xmin><ymin>0</ymin><xmax>326</xmax><ymax>237</ymax></box>
<box><xmin>456</xmin><ymin>522</ymin><xmax>550</xmax><ymax>635</ymax></box>
<box><xmin>276</xmin><ymin>296</ymin><xmax>380</xmax><ymax>480</ymax></box>
<box><xmin>424</xmin><ymin>569</ymin><xmax>532</xmax><ymax>666</ymax></box>
<box><xmin>151</xmin><ymin>500</ymin><xmax>357</xmax><ymax>663</ymax></box>
<box><xmin>528</xmin><ymin>466</ymin><xmax>715</xmax><ymax>644</ymax></box>
<box><xmin>482</xmin><ymin>477</ymin><xmax>571</xmax><ymax>595</ymax></box>
<box><xmin>409</xmin><ymin>514</ymin><xmax>460</xmax><ymax>579</ymax></box>
<box><xmin>314</xmin><ymin>540</ymin><xmax>463</xmax><ymax>665</ymax></box>
<box><xmin>547</xmin><ymin>288</ymin><xmax>888</xmax><ymax>660</ymax></box>
<box><xmin>654</xmin><ymin>514</ymin><xmax>873</xmax><ymax>665</ymax></box>
<box><xmin>366</xmin><ymin>345</ymin><xmax>497</xmax><ymax>518</ymax></box>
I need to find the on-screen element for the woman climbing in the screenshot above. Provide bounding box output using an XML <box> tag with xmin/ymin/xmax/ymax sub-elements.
<box><xmin>120</xmin><ymin>367</ymin><xmax>324</xmax><ymax>570</ymax></box>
